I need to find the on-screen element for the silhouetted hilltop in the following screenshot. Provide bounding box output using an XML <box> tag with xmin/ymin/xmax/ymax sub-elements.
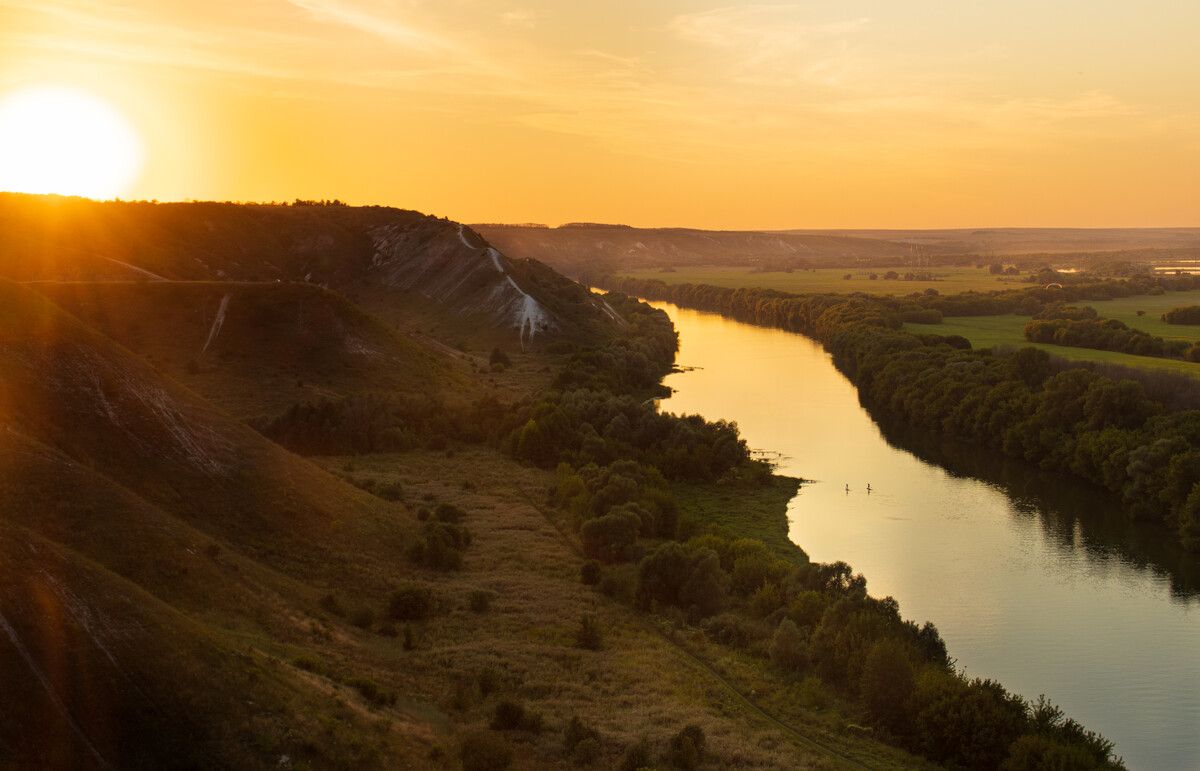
<box><xmin>0</xmin><ymin>194</ymin><xmax>622</xmax><ymax>350</ymax></box>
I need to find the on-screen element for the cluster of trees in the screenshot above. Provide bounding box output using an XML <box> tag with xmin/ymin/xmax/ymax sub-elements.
<box><xmin>408</xmin><ymin>504</ymin><xmax>472</xmax><ymax>570</ymax></box>
<box><xmin>1163</xmin><ymin>305</ymin><xmax>1200</xmax><ymax>325</ymax></box>
<box><xmin>1024</xmin><ymin>312</ymin><xmax>1191</xmax><ymax>358</ymax></box>
<box><xmin>601</xmin><ymin>275</ymin><xmax>1200</xmax><ymax>551</ymax></box>
<box><xmin>254</xmin><ymin>392</ymin><xmax>515</xmax><ymax>455</ymax></box>
<box><xmin>504</xmin><ymin>294</ymin><xmax>755</xmax><ymax>482</ymax></box>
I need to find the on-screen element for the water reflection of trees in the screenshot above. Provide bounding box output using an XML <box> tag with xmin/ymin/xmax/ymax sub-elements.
<box><xmin>870</xmin><ymin>409</ymin><xmax>1200</xmax><ymax>602</ymax></box>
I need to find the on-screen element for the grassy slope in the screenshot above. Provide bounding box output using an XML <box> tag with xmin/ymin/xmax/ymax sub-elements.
<box><xmin>28</xmin><ymin>280</ymin><xmax>479</xmax><ymax>420</ymax></box>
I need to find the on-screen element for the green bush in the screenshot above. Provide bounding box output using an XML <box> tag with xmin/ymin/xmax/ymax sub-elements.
<box><xmin>388</xmin><ymin>584</ymin><xmax>435</xmax><ymax>620</ymax></box>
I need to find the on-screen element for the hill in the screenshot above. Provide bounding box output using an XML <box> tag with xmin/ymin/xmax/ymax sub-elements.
<box><xmin>474</xmin><ymin>223</ymin><xmax>1200</xmax><ymax>277</ymax></box>
<box><xmin>0</xmin><ymin>278</ymin><xmax>432</xmax><ymax>768</ymax></box>
<box><xmin>0</xmin><ymin>277</ymin><xmax>927</xmax><ymax>770</ymax></box>
<box><xmin>0</xmin><ymin>194</ymin><xmax>621</xmax><ymax>353</ymax></box>
<box><xmin>28</xmin><ymin>280</ymin><xmax>477</xmax><ymax>421</ymax></box>
<box><xmin>472</xmin><ymin>223</ymin><xmax>927</xmax><ymax>276</ymax></box>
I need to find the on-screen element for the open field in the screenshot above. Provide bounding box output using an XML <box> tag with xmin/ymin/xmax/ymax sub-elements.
<box><xmin>620</xmin><ymin>266</ymin><xmax>1029</xmax><ymax>297</ymax></box>
<box><xmin>911</xmin><ymin>289</ymin><xmax>1200</xmax><ymax>379</ymax></box>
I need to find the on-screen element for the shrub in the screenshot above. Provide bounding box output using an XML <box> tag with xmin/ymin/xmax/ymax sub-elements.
<box><xmin>345</xmin><ymin>677</ymin><xmax>395</xmax><ymax>707</ymax></box>
<box><xmin>469</xmin><ymin>590</ymin><xmax>492</xmax><ymax>613</ymax></box>
<box><xmin>477</xmin><ymin>666</ymin><xmax>502</xmax><ymax>697</ymax></box>
<box><xmin>580</xmin><ymin>559</ymin><xmax>603</xmax><ymax>585</ymax></box>
<box><xmin>459</xmin><ymin>730</ymin><xmax>514</xmax><ymax>771</ymax></box>
<box><xmin>576</xmin><ymin>614</ymin><xmax>604</xmax><ymax>651</ymax></box>
<box><xmin>489</xmin><ymin>347</ymin><xmax>512</xmax><ymax>368</ymax></box>
<box><xmin>350</xmin><ymin>607</ymin><xmax>375</xmax><ymax>629</ymax></box>
<box><xmin>664</xmin><ymin>724</ymin><xmax>705</xmax><ymax>769</ymax></box>
<box><xmin>388</xmin><ymin>584</ymin><xmax>435</xmax><ymax>620</ymax></box>
<box><xmin>318</xmin><ymin>593</ymin><xmax>345</xmax><ymax>617</ymax></box>
<box><xmin>619</xmin><ymin>736</ymin><xmax>653</xmax><ymax>771</ymax></box>
<box><xmin>571</xmin><ymin>736</ymin><xmax>601</xmax><ymax>766</ymax></box>
<box><xmin>563</xmin><ymin>716</ymin><xmax>602</xmax><ymax>761</ymax></box>
<box><xmin>491</xmin><ymin>700</ymin><xmax>526</xmax><ymax>730</ymax></box>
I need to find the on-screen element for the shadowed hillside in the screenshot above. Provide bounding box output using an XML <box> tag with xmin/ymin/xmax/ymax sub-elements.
<box><xmin>29</xmin><ymin>280</ymin><xmax>477</xmax><ymax>420</ymax></box>
<box><xmin>0</xmin><ymin>194</ymin><xmax>621</xmax><ymax>352</ymax></box>
<box><xmin>0</xmin><ymin>279</ymin><xmax>438</xmax><ymax>768</ymax></box>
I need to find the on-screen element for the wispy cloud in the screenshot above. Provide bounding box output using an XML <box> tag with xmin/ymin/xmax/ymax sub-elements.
<box><xmin>501</xmin><ymin>8</ymin><xmax>538</xmax><ymax>28</ymax></box>
<box><xmin>670</xmin><ymin>4</ymin><xmax>871</xmax><ymax>87</ymax></box>
<box><xmin>283</xmin><ymin>0</ymin><xmax>460</xmax><ymax>56</ymax></box>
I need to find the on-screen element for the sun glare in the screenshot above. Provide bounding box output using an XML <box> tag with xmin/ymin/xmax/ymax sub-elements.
<box><xmin>0</xmin><ymin>85</ymin><xmax>145</xmax><ymax>199</ymax></box>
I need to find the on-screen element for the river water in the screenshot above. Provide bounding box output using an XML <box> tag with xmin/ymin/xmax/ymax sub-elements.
<box><xmin>650</xmin><ymin>301</ymin><xmax>1200</xmax><ymax>771</ymax></box>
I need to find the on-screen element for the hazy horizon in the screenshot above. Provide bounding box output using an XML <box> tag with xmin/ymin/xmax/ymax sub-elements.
<box><xmin>3</xmin><ymin>2</ymin><xmax>1199</xmax><ymax>230</ymax></box>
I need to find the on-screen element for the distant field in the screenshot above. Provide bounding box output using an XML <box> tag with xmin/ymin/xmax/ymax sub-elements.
<box><xmin>621</xmin><ymin>266</ymin><xmax>1028</xmax><ymax>296</ymax></box>
<box><xmin>621</xmin><ymin>266</ymin><xmax>1200</xmax><ymax>377</ymax></box>
<box><xmin>910</xmin><ymin>289</ymin><xmax>1200</xmax><ymax>378</ymax></box>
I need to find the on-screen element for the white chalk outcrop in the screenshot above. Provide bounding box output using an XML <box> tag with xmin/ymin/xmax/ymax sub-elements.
<box><xmin>369</xmin><ymin>220</ymin><xmax>555</xmax><ymax>349</ymax></box>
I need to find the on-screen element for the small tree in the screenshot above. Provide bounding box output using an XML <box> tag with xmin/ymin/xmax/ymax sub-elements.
<box><xmin>769</xmin><ymin>618</ymin><xmax>806</xmax><ymax>672</ymax></box>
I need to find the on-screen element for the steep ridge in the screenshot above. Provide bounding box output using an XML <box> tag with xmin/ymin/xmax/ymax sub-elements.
<box><xmin>0</xmin><ymin>194</ymin><xmax>621</xmax><ymax>350</ymax></box>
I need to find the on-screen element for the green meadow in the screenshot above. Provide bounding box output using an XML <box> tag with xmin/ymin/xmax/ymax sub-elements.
<box><xmin>909</xmin><ymin>290</ymin><xmax>1200</xmax><ymax>378</ymax></box>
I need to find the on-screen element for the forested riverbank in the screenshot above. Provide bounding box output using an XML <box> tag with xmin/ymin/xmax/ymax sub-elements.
<box><xmin>597</xmin><ymin>276</ymin><xmax>1200</xmax><ymax>552</ymax></box>
<box><xmin>511</xmin><ymin>291</ymin><xmax>1124</xmax><ymax>769</ymax></box>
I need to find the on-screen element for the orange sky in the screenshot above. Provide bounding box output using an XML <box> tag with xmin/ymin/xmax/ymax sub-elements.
<box><xmin>2</xmin><ymin>1</ymin><xmax>1199</xmax><ymax>229</ymax></box>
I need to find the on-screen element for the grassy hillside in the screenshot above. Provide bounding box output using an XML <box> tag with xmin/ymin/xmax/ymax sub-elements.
<box><xmin>29</xmin><ymin>280</ymin><xmax>480</xmax><ymax>420</ymax></box>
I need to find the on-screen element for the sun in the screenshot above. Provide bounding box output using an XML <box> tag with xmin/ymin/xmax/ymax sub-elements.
<box><xmin>0</xmin><ymin>84</ymin><xmax>145</xmax><ymax>199</ymax></box>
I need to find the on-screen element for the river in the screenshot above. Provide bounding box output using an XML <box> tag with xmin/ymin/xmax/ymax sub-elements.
<box><xmin>649</xmin><ymin>300</ymin><xmax>1200</xmax><ymax>771</ymax></box>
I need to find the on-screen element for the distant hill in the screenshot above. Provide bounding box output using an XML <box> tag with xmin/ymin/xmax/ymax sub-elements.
<box><xmin>474</xmin><ymin>222</ymin><xmax>1200</xmax><ymax>276</ymax></box>
<box><xmin>472</xmin><ymin>223</ymin><xmax>923</xmax><ymax>276</ymax></box>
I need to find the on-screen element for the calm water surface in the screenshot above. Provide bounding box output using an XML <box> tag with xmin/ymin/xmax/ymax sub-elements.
<box><xmin>651</xmin><ymin>301</ymin><xmax>1200</xmax><ymax>771</ymax></box>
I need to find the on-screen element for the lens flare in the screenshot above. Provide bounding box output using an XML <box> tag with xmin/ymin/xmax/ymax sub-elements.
<box><xmin>0</xmin><ymin>85</ymin><xmax>145</xmax><ymax>199</ymax></box>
